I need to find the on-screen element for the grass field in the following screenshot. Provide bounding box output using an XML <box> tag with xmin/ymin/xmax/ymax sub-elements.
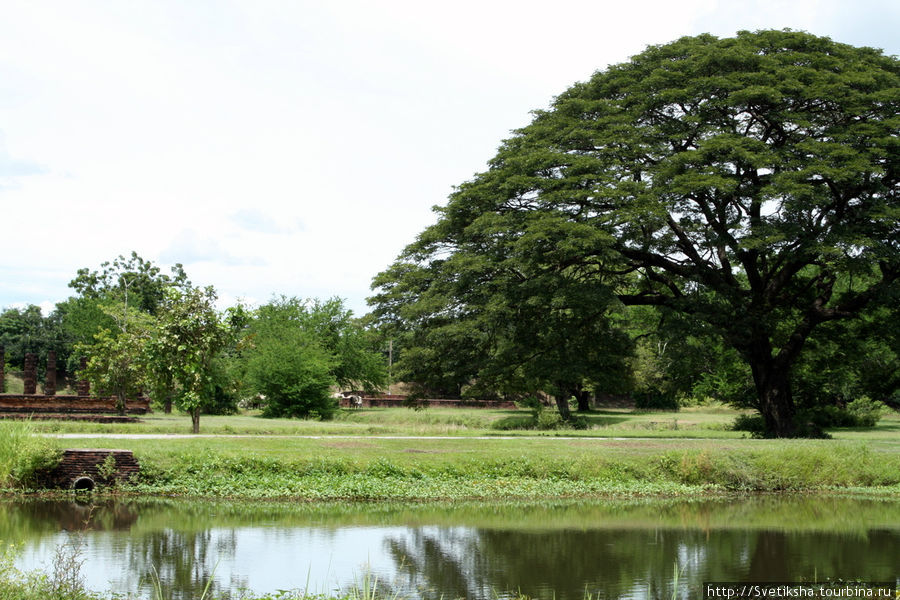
<box><xmin>27</xmin><ymin>404</ymin><xmax>758</xmax><ymax>437</ymax></box>
<box><xmin>4</xmin><ymin>405</ymin><xmax>898</xmax><ymax>500</ymax></box>
<box><xmin>53</xmin><ymin>429</ymin><xmax>900</xmax><ymax>500</ymax></box>
<box><xmin>29</xmin><ymin>403</ymin><xmax>900</xmax><ymax>441</ymax></box>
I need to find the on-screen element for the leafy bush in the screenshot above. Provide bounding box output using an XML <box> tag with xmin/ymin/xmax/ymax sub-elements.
<box><xmin>846</xmin><ymin>397</ymin><xmax>888</xmax><ymax>427</ymax></box>
<box><xmin>732</xmin><ymin>413</ymin><xmax>831</xmax><ymax>439</ymax></box>
<box><xmin>796</xmin><ymin>397</ymin><xmax>887</xmax><ymax>430</ymax></box>
<box><xmin>246</xmin><ymin>324</ymin><xmax>338</xmax><ymax>420</ymax></box>
<box><xmin>731</xmin><ymin>414</ymin><xmax>767</xmax><ymax>438</ymax></box>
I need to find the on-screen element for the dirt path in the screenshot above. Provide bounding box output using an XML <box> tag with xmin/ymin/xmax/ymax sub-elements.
<box><xmin>45</xmin><ymin>433</ymin><xmax>646</xmax><ymax>441</ymax></box>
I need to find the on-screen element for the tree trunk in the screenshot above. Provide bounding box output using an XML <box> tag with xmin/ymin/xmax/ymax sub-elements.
<box><xmin>115</xmin><ymin>391</ymin><xmax>127</xmax><ymax>417</ymax></box>
<box><xmin>576</xmin><ymin>389</ymin><xmax>591</xmax><ymax>412</ymax></box>
<box><xmin>191</xmin><ymin>408</ymin><xmax>200</xmax><ymax>434</ymax></box>
<box><xmin>164</xmin><ymin>395</ymin><xmax>172</xmax><ymax>415</ymax></box>
<box><xmin>748</xmin><ymin>354</ymin><xmax>796</xmax><ymax>438</ymax></box>
<box><xmin>554</xmin><ymin>390</ymin><xmax>572</xmax><ymax>421</ymax></box>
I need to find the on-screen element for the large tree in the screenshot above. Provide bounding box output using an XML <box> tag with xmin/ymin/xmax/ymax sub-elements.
<box><xmin>372</xmin><ymin>30</ymin><xmax>899</xmax><ymax>437</ymax></box>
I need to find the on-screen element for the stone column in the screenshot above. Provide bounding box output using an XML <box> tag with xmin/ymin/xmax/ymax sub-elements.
<box><xmin>24</xmin><ymin>352</ymin><xmax>37</xmax><ymax>395</ymax></box>
<box><xmin>77</xmin><ymin>356</ymin><xmax>90</xmax><ymax>396</ymax></box>
<box><xmin>45</xmin><ymin>351</ymin><xmax>57</xmax><ymax>396</ymax></box>
<box><xmin>0</xmin><ymin>346</ymin><xmax>5</xmax><ymax>394</ymax></box>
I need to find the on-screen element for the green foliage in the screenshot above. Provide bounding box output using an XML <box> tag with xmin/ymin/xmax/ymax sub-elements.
<box><xmin>0</xmin><ymin>421</ymin><xmax>60</xmax><ymax>489</ymax></box>
<box><xmin>248</xmin><ymin>330</ymin><xmax>337</xmax><ymax>420</ymax></box>
<box><xmin>846</xmin><ymin>397</ymin><xmax>889</xmax><ymax>427</ymax></box>
<box><xmin>148</xmin><ymin>286</ymin><xmax>232</xmax><ymax>433</ymax></box>
<box><xmin>371</xmin><ymin>30</ymin><xmax>900</xmax><ymax>438</ymax></box>
<box><xmin>75</xmin><ymin>304</ymin><xmax>153</xmax><ymax>415</ymax></box>
<box><xmin>68</xmin><ymin>251</ymin><xmax>190</xmax><ymax>316</ymax></box>
<box><xmin>243</xmin><ymin>297</ymin><xmax>386</xmax><ymax>420</ymax></box>
<box><xmin>633</xmin><ymin>391</ymin><xmax>679</xmax><ymax>412</ymax></box>
<box><xmin>492</xmin><ymin>398</ymin><xmax>589</xmax><ymax>431</ymax></box>
<box><xmin>0</xmin><ymin>304</ymin><xmax>68</xmax><ymax>372</ymax></box>
<box><xmin>797</xmin><ymin>397</ymin><xmax>889</xmax><ymax>430</ymax></box>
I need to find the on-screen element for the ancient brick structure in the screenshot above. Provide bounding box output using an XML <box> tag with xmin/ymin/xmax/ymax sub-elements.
<box><xmin>45</xmin><ymin>351</ymin><xmax>57</xmax><ymax>396</ymax></box>
<box><xmin>47</xmin><ymin>449</ymin><xmax>141</xmax><ymax>490</ymax></box>
<box><xmin>76</xmin><ymin>356</ymin><xmax>90</xmax><ymax>396</ymax></box>
<box><xmin>0</xmin><ymin>394</ymin><xmax>150</xmax><ymax>415</ymax></box>
<box><xmin>23</xmin><ymin>352</ymin><xmax>37</xmax><ymax>395</ymax></box>
<box><xmin>0</xmin><ymin>346</ymin><xmax>5</xmax><ymax>394</ymax></box>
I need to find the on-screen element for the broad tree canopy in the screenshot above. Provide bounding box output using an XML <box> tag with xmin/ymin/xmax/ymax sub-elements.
<box><xmin>371</xmin><ymin>30</ymin><xmax>899</xmax><ymax>437</ymax></box>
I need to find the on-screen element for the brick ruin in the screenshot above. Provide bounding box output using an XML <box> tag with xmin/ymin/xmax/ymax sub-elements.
<box><xmin>77</xmin><ymin>356</ymin><xmax>90</xmax><ymax>396</ymax></box>
<box><xmin>0</xmin><ymin>353</ymin><xmax>148</xmax><ymax>419</ymax></box>
<box><xmin>23</xmin><ymin>352</ymin><xmax>37</xmax><ymax>394</ymax></box>
<box><xmin>45</xmin><ymin>449</ymin><xmax>141</xmax><ymax>491</ymax></box>
<box><xmin>45</xmin><ymin>350</ymin><xmax>57</xmax><ymax>396</ymax></box>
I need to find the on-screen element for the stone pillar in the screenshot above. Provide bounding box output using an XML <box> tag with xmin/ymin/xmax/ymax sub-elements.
<box><xmin>24</xmin><ymin>352</ymin><xmax>37</xmax><ymax>395</ymax></box>
<box><xmin>77</xmin><ymin>356</ymin><xmax>90</xmax><ymax>396</ymax></box>
<box><xmin>45</xmin><ymin>351</ymin><xmax>57</xmax><ymax>396</ymax></box>
<box><xmin>0</xmin><ymin>346</ymin><xmax>5</xmax><ymax>394</ymax></box>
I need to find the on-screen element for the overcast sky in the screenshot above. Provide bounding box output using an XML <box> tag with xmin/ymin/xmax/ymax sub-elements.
<box><xmin>1</xmin><ymin>0</ymin><xmax>897</xmax><ymax>316</ymax></box>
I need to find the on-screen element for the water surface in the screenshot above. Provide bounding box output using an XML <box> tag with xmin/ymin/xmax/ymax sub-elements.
<box><xmin>3</xmin><ymin>496</ymin><xmax>899</xmax><ymax>599</ymax></box>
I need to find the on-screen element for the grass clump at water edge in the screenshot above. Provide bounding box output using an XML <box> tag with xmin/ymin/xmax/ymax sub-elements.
<box><xmin>0</xmin><ymin>420</ymin><xmax>61</xmax><ymax>490</ymax></box>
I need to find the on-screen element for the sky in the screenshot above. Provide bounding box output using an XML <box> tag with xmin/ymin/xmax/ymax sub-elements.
<box><xmin>1</xmin><ymin>0</ymin><xmax>898</xmax><ymax>317</ymax></box>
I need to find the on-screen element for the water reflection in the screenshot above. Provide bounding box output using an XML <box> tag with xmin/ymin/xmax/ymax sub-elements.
<box><xmin>3</xmin><ymin>496</ymin><xmax>898</xmax><ymax>599</ymax></box>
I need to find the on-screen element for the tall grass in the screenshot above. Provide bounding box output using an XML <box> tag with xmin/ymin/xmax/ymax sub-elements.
<box><xmin>0</xmin><ymin>420</ymin><xmax>61</xmax><ymax>489</ymax></box>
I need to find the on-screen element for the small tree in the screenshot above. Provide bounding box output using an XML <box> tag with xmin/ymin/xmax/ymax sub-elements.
<box><xmin>245</xmin><ymin>326</ymin><xmax>337</xmax><ymax>419</ymax></box>
<box><xmin>75</xmin><ymin>305</ymin><xmax>152</xmax><ymax>416</ymax></box>
<box><xmin>150</xmin><ymin>286</ymin><xmax>230</xmax><ymax>433</ymax></box>
<box><xmin>241</xmin><ymin>297</ymin><xmax>386</xmax><ymax>420</ymax></box>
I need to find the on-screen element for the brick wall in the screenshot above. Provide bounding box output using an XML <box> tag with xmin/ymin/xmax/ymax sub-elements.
<box><xmin>0</xmin><ymin>394</ymin><xmax>151</xmax><ymax>414</ymax></box>
<box><xmin>48</xmin><ymin>449</ymin><xmax>141</xmax><ymax>489</ymax></box>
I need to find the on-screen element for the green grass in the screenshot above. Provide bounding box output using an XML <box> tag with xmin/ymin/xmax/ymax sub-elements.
<box><xmin>0</xmin><ymin>421</ymin><xmax>60</xmax><ymax>488</ymax></box>
<box><xmin>31</xmin><ymin>405</ymin><xmax>755</xmax><ymax>437</ymax></box>
<box><xmin>43</xmin><ymin>435</ymin><xmax>899</xmax><ymax>500</ymax></box>
<box><xmin>5</xmin><ymin>405</ymin><xmax>899</xmax><ymax>499</ymax></box>
<box><xmin>29</xmin><ymin>404</ymin><xmax>900</xmax><ymax>443</ymax></box>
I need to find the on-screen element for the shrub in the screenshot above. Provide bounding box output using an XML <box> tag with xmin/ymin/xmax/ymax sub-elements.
<box><xmin>246</xmin><ymin>330</ymin><xmax>338</xmax><ymax>420</ymax></box>
<box><xmin>797</xmin><ymin>397</ymin><xmax>888</xmax><ymax>430</ymax></box>
<box><xmin>731</xmin><ymin>414</ymin><xmax>767</xmax><ymax>438</ymax></box>
<box><xmin>846</xmin><ymin>397</ymin><xmax>888</xmax><ymax>427</ymax></box>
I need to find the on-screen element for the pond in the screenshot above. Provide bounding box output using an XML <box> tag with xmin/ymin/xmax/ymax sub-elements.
<box><xmin>2</xmin><ymin>495</ymin><xmax>899</xmax><ymax>599</ymax></box>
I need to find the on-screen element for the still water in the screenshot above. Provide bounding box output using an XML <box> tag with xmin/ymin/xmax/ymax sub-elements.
<box><xmin>3</xmin><ymin>496</ymin><xmax>899</xmax><ymax>599</ymax></box>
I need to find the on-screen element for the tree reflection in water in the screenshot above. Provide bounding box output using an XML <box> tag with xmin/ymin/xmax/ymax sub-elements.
<box><xmin>2</xmin><ymin>497</ymin><xmax>898</xmax><ymax>599</ymax></box>
<box><xmin>125</xmin><ymin>529</ymin><xmax>244</xmax><ymax>600</ymax></box>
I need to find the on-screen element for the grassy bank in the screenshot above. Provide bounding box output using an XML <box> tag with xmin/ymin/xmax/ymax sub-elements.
<box><xmin>4</xmin><ymin>407</ymin><xmax>899</xmax><ymax>500</ymax></box>
<box><xmin>47</xmin><ymin>436</ymin><xmax>900</xmax><ymax>500</ymax></box>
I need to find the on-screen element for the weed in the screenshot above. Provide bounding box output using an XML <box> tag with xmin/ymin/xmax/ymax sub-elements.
<box><xmin>0</xmin><ymin>420</ymin><xmax>61</xmax><ymax>488</ymax></box>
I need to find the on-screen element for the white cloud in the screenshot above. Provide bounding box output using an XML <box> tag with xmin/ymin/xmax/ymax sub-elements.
<box><xmin>0</xmin><ymin>0</ymin><xmax>896</xmax><ymax>316</ymax></box>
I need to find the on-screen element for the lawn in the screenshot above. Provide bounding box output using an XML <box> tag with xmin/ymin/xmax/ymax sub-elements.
<box><xmin>33</xmin><ymin>404</ymin><xmax>753</xmax><ymax>437</ymax></box>
<box><xmin>31</xmin><ymin>404</ymin><xmax>900</xmax><ymax>445</ymax></box>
